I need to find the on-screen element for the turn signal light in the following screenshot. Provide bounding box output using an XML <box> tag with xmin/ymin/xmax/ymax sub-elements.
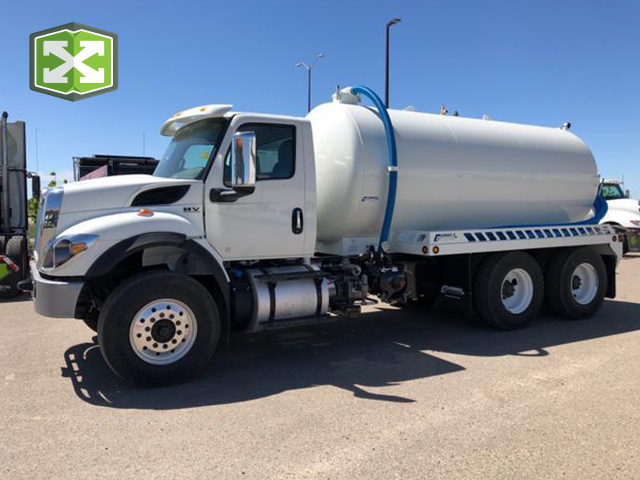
<box><xmin>137</xmin><ymin>208</ymin><xmax>154</xmax><ymax>217</ymax></box>
<box><xmin>70</xmin><ymin>242</ymin><xmax>88</xmax><ymax>255</ymax></box>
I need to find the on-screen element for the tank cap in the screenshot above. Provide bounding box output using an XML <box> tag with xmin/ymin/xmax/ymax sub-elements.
<box><xmin>333</xmin><ymin>87</ymin><xmax>361</xmax><ymax>105</ymax></box>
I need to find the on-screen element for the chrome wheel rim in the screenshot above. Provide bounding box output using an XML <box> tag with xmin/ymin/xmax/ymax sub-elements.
<box><xmin>129</xmin><ymin>299</ymin><xmax>197</xmax><ymax>365</ymax></box>
<box><xmin>501</xmin><ymin>268</ymin><xmax>534</xmax><ymax>314</ymax></box>
<box><xmin>571</xmin><ymin>263</ymin><xmax>599</xmax><ymax>305</ymax></box>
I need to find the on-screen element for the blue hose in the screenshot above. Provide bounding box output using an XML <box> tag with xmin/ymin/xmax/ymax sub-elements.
<box><xmin>350</xmin><ymin>86</ymin><xmax>397</xmax><ymax>251</ymax></box>
<box><xmin>575</xmin><ymin>194</ymin><xmax>608</xmax><ymax>225</ymax></box>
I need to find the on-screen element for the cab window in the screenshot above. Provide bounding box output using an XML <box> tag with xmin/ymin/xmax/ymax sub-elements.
<box><xmin>600</xmin><ymin>184</ymin><xmax>624</xmax><ymax>200</ymax></box>
<box><xmin>224</xmin><ymin>124</ymin><xmax>295</xmax><ymax>185</ymax></box>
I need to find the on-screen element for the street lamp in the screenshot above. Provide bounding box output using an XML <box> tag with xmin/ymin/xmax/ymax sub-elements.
<box><xmin>296</xmin><ymin>54</ymin><xmax>325</xmax><ymax>113</ymax></box>
<box><xmin>385</xmin><ymin>18</ymin><xmax>401</xmax><ymax>108</ymax></box>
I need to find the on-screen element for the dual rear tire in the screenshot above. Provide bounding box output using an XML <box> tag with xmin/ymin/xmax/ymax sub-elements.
<box><xmin>545</xmin><ymin>248</ymin><xmax>607</xmax><ymax>320</ymax></box>
<box><xmin>473</xmin><ymin>248</ymin><xmax>606</xmax><ymax>329</ymax></box>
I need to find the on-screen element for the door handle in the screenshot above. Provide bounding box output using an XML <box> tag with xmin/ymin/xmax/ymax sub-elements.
<box><xmin>209</xmin><ymin>187</ymin><xmax>255</xmax><ymax>203</ymax></box>
<box><xmin>292</xmin><ymin>208</ymin><xmax>303</xmax><ymax>234</ymax></box>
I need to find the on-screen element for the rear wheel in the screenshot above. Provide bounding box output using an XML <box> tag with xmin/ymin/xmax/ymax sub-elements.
<box><xmin>545</xmin><ymin>248</ymin><xmax>607</xmax><ymax>319</ymax></box>
<box><xmin>474</xmin><ymin>251</ymin><xmax>544</xmax><ymax>329</ymax></box>
<box><xmin>98</xmin><ymin>271</ymin><xmax>221</xmax><ymax>386</ymax></box>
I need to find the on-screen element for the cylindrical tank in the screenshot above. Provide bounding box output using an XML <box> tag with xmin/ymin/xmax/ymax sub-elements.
<box><xmin>307</xmin><ymin>100</ymin><xmax>599</xmax><ymax>249</ymax></box>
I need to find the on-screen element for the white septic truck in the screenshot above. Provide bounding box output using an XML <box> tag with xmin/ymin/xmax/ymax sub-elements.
<box><xmin>25</xmin><ymin>86</ymin><xmax>623</xmax><ymax>385</ymax></box>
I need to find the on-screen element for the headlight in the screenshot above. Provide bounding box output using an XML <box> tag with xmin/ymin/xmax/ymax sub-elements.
<box><xmin>35</xmin><ymin>187</ymin><xmax>64</xmax><ymax>267</ymax></box>
<box><xmin>630</xmin><ymin>220</ymin><xmax>640</xmax><ymax>227</ymax></box>
<box><xmin>42</xmin><ymin>234</ymin><xmax>99</xmax><ymax>270</ymax></box>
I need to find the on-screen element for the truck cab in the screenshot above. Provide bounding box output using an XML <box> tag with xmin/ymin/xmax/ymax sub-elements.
<box><xmin>29</xmin><ymin>106</ymin><xmax>329</xmax><ymax>384</ymax></box>
<box><xmin>599</xmin><ymin>179</ymin><xmax>640</xmax><ymax>252</ymax></box>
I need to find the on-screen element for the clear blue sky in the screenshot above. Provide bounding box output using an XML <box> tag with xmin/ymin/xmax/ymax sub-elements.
<box><xmin>1</xmin><ymin>0</ymin><xmax>639</xmax><ymax>194</ymax></box>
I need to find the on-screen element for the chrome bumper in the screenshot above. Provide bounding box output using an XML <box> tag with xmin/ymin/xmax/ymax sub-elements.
<box><xmin>30</xmin><ymin>261</ymin><xmax>84</xmax><ymax>318</ymax></box>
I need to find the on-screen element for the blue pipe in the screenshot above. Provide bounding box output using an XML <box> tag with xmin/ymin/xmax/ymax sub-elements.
<box><xmin>578</xmin><ymin>194</ymin><xmax>608</xmax><ymax>225</ymax></box>
<box><xmin>350</xmin><ymin>86</ymin><xmax>397</xmax><ymax>251</ymax></box>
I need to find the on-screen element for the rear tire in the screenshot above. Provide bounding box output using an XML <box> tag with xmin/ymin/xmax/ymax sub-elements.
<box><xmin>474</xmin><ymin>251</ymin><xmax>544</xmax><ymax>329</ymax></box>
<box><xmin>545</xmin><ymin>247</ymin><xmax>607</xmax><ymax>320</ymax></box>
<box><xmin>98</xmin><ymin>271</ymin><xmax>221</xmax><ymax>386</ymax></box>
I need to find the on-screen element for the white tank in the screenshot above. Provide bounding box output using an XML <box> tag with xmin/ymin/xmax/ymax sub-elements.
<box><xmin>307</xmin><ymin>99</ymin><xmax>599</xmax><ymax>253</ymax></box>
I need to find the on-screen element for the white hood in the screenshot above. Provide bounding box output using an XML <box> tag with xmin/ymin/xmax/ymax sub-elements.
<box><xmin>606</xmin><ymin>198</ymin><xmax>640</xmax><ymax>212</ymax></box>
<box><xmin>60</xmin><ymin>175</ymin><xmax>199</xmax><ymax>213</ymax></box>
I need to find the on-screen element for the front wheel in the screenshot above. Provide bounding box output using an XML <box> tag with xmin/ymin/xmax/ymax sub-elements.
<box><xmin>97</xmin><ymin>271</ymin><xmax>220</xmax><ymax>386</ymax></box>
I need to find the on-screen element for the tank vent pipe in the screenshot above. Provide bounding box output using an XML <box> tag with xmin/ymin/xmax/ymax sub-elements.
<box><xmin>349</xmin><ymin>86</ymin><xmax>398</xmax><ymax>252</ymax></box>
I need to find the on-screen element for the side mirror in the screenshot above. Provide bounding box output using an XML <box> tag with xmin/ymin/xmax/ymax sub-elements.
<box><xmin>30</xmin><ymin>173</ymin><xmax>41</xmax><ymax>201</ymax></box>
<box><xmin>230</xmin><ymin>131</ymin><xmax>256</xmax><ymax>190</ymax></box>
<box><xmin>625</xmin><ymin>189</ymin><xmax>631</xmax><ymax>199</ymax></box>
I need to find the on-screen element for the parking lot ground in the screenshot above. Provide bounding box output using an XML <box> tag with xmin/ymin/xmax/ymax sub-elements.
<box><xmin>1</xmin><ymin>255</ymin><xmax>639</xmax><ymax>480</ymax></box>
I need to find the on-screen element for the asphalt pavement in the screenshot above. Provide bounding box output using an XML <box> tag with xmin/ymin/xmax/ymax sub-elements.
<box><xmin>1</xmin><ymin>255</ymin><xmax>639</xmax><ymax>479</ymax></box>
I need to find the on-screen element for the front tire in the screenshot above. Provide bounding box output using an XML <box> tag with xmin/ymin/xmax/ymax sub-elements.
<box><xmin>82</xmin><ymin>316</ymin><xmax>98</xmax><ymax>332</ymax></box>
<box><xmin>474</xmin><ymin>251</ymin><xmax>544</xmax><ymax>329</ymax></box>
<box><xmin>545</xmin><ymin>247</ymin><xmax>607</xmax><ymax>320</ymax></box>
<box><xmin>98</xmin><ymin>271</ymin><xmax>220</xmax><ymax>386</ymax></box>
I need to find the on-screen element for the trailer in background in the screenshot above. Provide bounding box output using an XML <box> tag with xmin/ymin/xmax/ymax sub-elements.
<box><xmin>0</xmin><ymin>112</ymin><xmax>40</xmax><ymax>298</ymax></box>
<box><xmin>74</xmin><ymin>154</ymin><xmax>158</xmax><ymax>181</ymax></box>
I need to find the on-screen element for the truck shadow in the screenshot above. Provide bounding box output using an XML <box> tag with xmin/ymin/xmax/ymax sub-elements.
<box><xmin>61</xmin><ymin>299</ymin><xmax>640</xmax><ymax>409</ymax></box>
<box><xmin>0</xmin><ymin>293</ymin><xmax>32</xmax><ymax>304</ymax></box>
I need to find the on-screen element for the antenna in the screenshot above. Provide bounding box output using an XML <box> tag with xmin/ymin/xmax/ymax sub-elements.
<box><xmin>142</xmin><ymin>132</ymin><xmax>146</xmax><ymax>156</ymax></box>
<box><xmin>35</xmin><ymin>128</ymin><xmax>40</xmax><ymax>172</ymax></box>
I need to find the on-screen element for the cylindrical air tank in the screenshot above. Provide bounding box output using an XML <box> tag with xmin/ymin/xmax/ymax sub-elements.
<box><xmin>307</xmin><ymin>100</ymin><xmax>599</xmax><ymax>248</ymax></box>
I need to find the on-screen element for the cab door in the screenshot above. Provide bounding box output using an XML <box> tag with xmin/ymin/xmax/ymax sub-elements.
<box><xmin>205</xmin><ymin>118</ymin><xmax>307</xmax><ymax>260</ymax></box>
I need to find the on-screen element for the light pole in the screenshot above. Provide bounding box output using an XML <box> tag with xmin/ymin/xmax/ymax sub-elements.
<box><xmin>296</xmin><ymin>54</ymin><xmax>324</xmax><ymax>113</ymax></box>
<box><xmin>385</xmin><ymin>18</ymin><xmax>401</xmax><ymax>108</ymax></box>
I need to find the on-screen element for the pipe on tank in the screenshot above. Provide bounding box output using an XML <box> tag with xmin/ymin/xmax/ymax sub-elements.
<box><xmin>349</xmin><ymin>86</ymin><xmax>397</xmax><ymax>251</ymax></box>
<box><xmin>577</xmin><ymin>194</ymin><xmax>608</xmax><ymax>225</ymax></box>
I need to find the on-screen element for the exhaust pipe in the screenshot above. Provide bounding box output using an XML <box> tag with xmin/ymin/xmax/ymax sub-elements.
<box><xmin>1</xmin><ymin>111</ymin><xmax>10</xmax><ymax>233</ymax></box>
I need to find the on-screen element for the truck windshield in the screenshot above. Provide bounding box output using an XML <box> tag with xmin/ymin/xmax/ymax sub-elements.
<box><xmin>600</xmin><ymin>183</ymin><xmax>625</xmax><ymax>200</ymax></box>
<box><xmin>154</xmin><ymin>118</ymin><xmax>227</xmax><ymax>179</ymax></box>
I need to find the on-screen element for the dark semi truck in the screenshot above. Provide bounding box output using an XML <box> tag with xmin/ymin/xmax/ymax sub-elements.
<box><xmin>0</xmin><ymin>112</ymin><xmax>40</xmax><ymax>298</ymax></box>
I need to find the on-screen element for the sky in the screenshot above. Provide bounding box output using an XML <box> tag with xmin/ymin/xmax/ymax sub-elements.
<box><xmin>0</xmin><ymin>0</ymin><xmax>639</xmax><ymax>194</ymax></box>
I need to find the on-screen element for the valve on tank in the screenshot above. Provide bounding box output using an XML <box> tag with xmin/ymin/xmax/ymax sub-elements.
<box><xmin>358</xmin><ymin>246</ymin><xmax>407</xmax><ymax>302</ymax></box>
<box><xmin>377</xmin><ymin>267</ymin><xmax>407</xmax><ymax>302</ymax></box>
